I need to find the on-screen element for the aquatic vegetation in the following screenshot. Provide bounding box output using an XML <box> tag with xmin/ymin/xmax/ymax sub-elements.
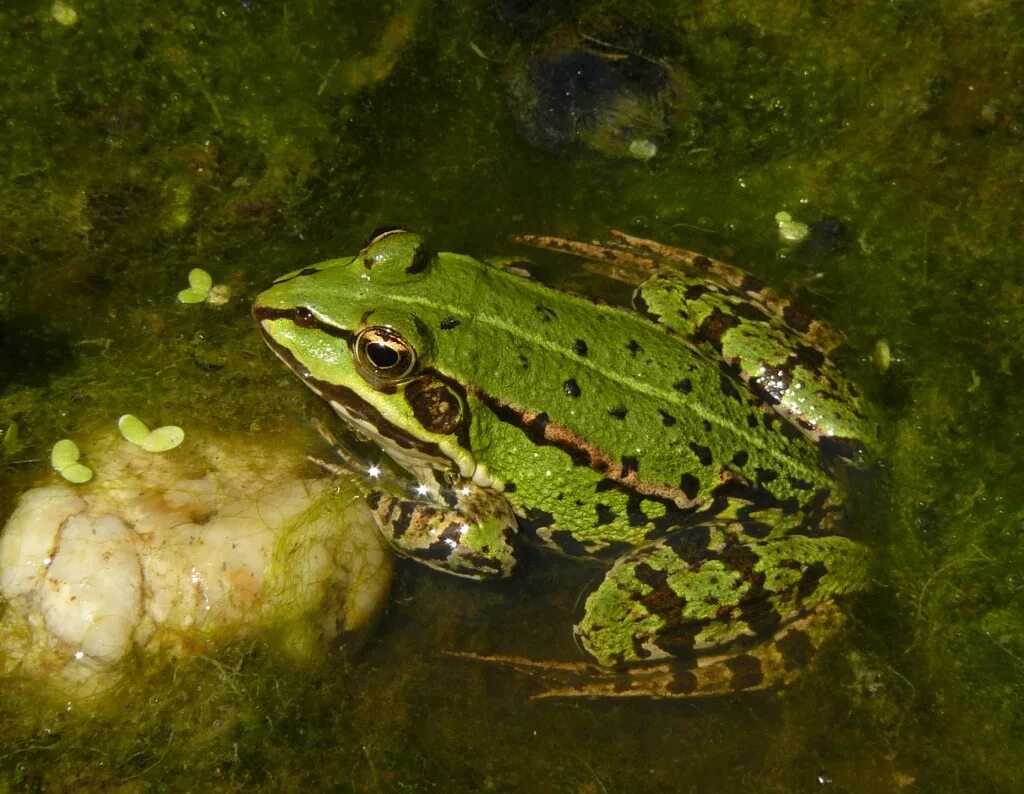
<box><xmin>49</xmin><ymin>439</ymin><xmax>93</xmax><ymax>484</ymax></box>
<box><xmin>116</xmin><ymin>414</ymin><xmax>184</xmax><ymax>453</ymax></box>
<box><xmin>176</xmin><ymin>267</ymin><xmax>213</xmax><ymax>305</ymax></box>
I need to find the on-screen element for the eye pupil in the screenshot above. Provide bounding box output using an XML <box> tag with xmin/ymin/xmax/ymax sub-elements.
<box><xmin>367</xmin><ymin>341</ymin><xmax>400</xmax><ymax>369</ymax></box>
<box><xmin>353</xmin><ymin>325</ymin><xmax>417</xmax><ymax>385</ymax></box>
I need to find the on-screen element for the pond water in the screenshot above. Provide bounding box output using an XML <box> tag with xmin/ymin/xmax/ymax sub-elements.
<box><xmin>2</xmin><ymin>1</ymin><xmax>1023</xmax><ymax>791</ymax></box>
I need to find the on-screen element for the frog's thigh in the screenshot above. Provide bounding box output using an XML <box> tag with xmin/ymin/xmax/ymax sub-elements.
<box><xmin>576</xmin><ymin>529</ymin><xmax>869</xmax><ymax>694</ymax></box>
<box><xmin>636</xmin><ymin>273</ymin><xmax>876</xmax><ymax>457</ymax></box>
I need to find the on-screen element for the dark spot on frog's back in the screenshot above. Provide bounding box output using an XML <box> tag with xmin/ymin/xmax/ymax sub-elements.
<box><xmin>625</xmin><ymin>493</ymin><xmax>650</xmax><ymax>527</ymax></box>
<box><xmin>438</xmin><ymin>317</ymin><xmax>460</xmax><ymax>330</ymax></box>
<box><xmin>666</xmin><ymin>670</ymin><xmax>699</xmax><ymax>695</ymax></box>
<box><xmin>573</xmin><ymin>339</ymin><xmax>588</xmax><ymax>356</ymax></box>
<box><xmin>659</xmin><ymin>409</ymin><xmax>677</xmax><ymax>427</ymax></box>
<box><xmin>563</xmin><ymin>378</ymin><xmax>581</xmax><ymax>398</ymax></box>
<box><xmin>627</xmin><ymin>339</ymin><xmax>642</xmax><ymax>357</ymax></box>
<box><xmin>632</xmin><ymin>293</ymin><xmax>654</xmax><ymax>319</ymax></box>
<box><xmin>796</xmin><ymin>560</ymin><xmax>828</xmax><ymax>600</ymax></box>
<box><xmin>780</xmin><ymin>422</ymin><xmax>803</xmax><ymax>442</ymax></box>
<box><xmin>664</xmin><ymin>525</ymin><xmax>712</xmax><ymax>563</ymax></box>
<box><xmin>719</xmin><ymin>373</ymin><xmax>742</xmax><ymax>402</ymax></box>
<box><xmin>794</xmin><ymin>344</ymin><xmax>826</xmax><ymax>371</ymax></box>
<box><xmin>620</xmin><ymin>456</ymin><xmax>639</xmax><ymax>476</ymax></box>
<box><xmin>608</xmin><ymin>406</ymin><xmax>628</xmax><ymax>420</ymax></box>
<box><xmin>698</xmin><ymin>309</ymin><xmax>739</xmax><ymax>348</ymax></box>
<box><xmin>688</xmin><ymin>442</ymin><xmax>713</xmax><ymax>467</ymax></box>
<box><xmin>683</xmin><ymin>284</ymin><xmax>708</xmax><ymax>301</ymax></box>
<box><xmin>678</xmin><ymin>473</ymin><xmax>700</xmax><ymax>500</ymax></box>
<box><xmin>388</xmin><ymin>501</ymin><xmax>417</xmax><ymax>539</ymax></box>
<box><xmin>673</xmin><ymin>378</ymin><xmax>692</xmax><ymax>394</ymax></box>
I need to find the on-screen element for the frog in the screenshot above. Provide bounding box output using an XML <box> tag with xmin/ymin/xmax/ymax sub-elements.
<box><xmin>252</xmin><ymin>227</ymin><xmax>874</xmax><ymax>698</ymax></box>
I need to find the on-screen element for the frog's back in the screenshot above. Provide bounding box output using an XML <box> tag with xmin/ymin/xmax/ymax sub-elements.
<box><xmin>403</xmin><ymin>255</ymin><xmax>834</xmax><ymax>552</ymax></box>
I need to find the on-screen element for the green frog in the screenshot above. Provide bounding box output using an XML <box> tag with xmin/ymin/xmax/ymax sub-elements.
<box><xmin>253</xmin><ymin>228</ymin><xmax>874</xmax><ymax>698</ymax></box>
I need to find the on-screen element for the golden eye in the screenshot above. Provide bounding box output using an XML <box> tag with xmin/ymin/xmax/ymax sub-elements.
<box><xmin>353</xmin><ymin>326</ymin><xmax>417</xmax><ymax>385</ymax></box>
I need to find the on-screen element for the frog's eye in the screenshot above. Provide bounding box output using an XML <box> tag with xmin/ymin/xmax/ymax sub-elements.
<box><xmin>364</xmin><ymin>226</ymin><xmax>408</xmax><ymax>247</ymax></box>
<box><xmin>353</xmin><ymin>325</ymin><xmax>418</xmax><ymax>385</ymax></box>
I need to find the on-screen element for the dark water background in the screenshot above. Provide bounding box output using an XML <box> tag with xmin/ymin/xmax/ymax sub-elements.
<box><xmin>2</xmin><ymin>1</ymin><xmax>1023</xmax><ymax>790</ymax></box>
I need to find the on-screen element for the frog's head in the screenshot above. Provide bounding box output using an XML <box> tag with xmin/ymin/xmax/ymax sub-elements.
<box><xmin>253</xmin><ymin>229</ymin><xmax>518</xmax><ymax>579</ymax></box>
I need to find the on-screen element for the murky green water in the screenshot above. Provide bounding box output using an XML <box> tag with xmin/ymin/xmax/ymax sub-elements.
<box><xmin>2</xmin><ymin>0</ymin><xmax>1023</xmax><ymax>790</ymax></box>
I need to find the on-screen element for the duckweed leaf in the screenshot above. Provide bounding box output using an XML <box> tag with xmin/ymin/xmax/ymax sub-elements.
<box><xmin>118</xmin><ymin>414</ymin><xmax>184</xmax><ymax>452</ymax></box>
<box><xmin>177</xmin><ymin>267</ymin><xmax>213</xmax><ymax>303</ymax></box>
<box><xmin>51</xmin><ymin>438</ymin><xmax>81</xmax><ymax>470</ymax></box>
<box><xmin>60</xmin><ymin>462</ymin><xmax>94</xmax><ymax>483</ymax></box>
<box><xmin>51</xmin><ymin>439</ymin><xmax>93</xmax><ymax>483</ymax></box>
<box><xmin>117</xmin><ymin>414</ymin><xmax>151</xmax><ymax>443</ymax></box>
<box><xmin>139</xmin><ymin>425</ymin><xmax>184</xmax><ymax>452</ymax></box>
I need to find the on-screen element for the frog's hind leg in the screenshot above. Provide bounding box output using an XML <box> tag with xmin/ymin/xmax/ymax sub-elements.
<box><xmin>448</xmin><ymin>529</ymin><xmax>869</xmax><ymax>699</ymax></box>
<box><xmin>446</xmin><ymin>604</ymin><xmax>843</xmax><ymax>699</ymax></box>
<box><xmin>571</xmin><ymin>529</ymin><xmax>869</xmax><ymax>698</ymax></box>
<box><xmin>573</xmin><ymin>602</ymin><xmax>844</xmax><ymax>698</ymax></box>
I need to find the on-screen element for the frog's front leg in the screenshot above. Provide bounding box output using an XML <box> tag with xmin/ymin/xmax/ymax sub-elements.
<box><xmin>368</xmin><ymin>481</ymin><xmax>519</xmax><ymax>580</ymax></box>
<box><xmin>572</xmin><ymin>525</ymin><xmax>870</xmax><ymax>696</ymax></box>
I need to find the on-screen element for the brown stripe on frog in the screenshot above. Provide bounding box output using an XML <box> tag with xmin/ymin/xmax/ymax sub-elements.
<box><xmin>474</xmin><ymin>390</ymin><xmax>700</xmax><ymax>509</ymax></box>
<box><xmin>253</xmin><ymin>304</ymin><xmax>354</xmax><ymax>341</ymax></box>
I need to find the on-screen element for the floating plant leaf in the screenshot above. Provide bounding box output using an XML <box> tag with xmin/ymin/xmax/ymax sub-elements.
<box><xmin>118</xmin><ymin>414</ymin><xmax>184</xmax><ymax>452</ymax></box>
<box><xmin>177</xmin><ymin>267</ymin><xmax>213</xmax><ymax>304</ymax></box>
<box><xmin>50</xmin><ymin>438</ymin><xmax>93</xmax><ymax>483</ymax></box>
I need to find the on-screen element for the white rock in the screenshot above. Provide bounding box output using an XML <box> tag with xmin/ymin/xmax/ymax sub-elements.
<box><xmin>0</xmin><ymin>430</ymin><xmax>392</xmax><ymax>698</ymax></box>
<box><xmin>0</xmin><ymin>485</ymin><xmax>85</xmax><ymax>599</ymax></box>
<box><xmin>42</xmin><ymin>513</ymin><xmax>141</xmax><ymax>663</ymax></box>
